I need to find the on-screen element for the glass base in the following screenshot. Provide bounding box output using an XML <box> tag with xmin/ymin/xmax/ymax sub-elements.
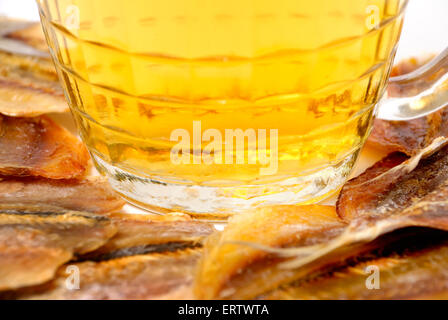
<box><xmin>92</xmin><ymin>152</ymin><xmax>359</xmax><ymax>220</ymax></box>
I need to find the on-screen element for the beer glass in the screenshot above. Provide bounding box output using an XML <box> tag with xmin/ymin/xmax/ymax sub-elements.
<box><xmin>36</xmin><ymin>0</ymin><xmax>448</xmax><ymax>218</ymax></box>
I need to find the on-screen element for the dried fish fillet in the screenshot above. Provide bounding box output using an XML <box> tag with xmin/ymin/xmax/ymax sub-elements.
<box><xmin>194</xmin><ymin>205</ymin><xmax>347</xmax><ymax>300</ymax></box>
<box><xmin>389</xmin><ymin>55</ymin><xmax>435</xmax><ymax>78</ymax></box>
<box><xmin>368</xmin><ymin>108</ymin><xmax>448</xmax><ymax>156</ymax></box>
<box><xmin>8</xmin><ymin>249</ymin><xmax>201</xmax><ymax>300</ymax></box>
<box><xmin>0</xmin><ymin>210</ymin><xmax>116</xmax><ymax>291</ymax></box>
<box><xmin>337</xmin><ymin>137</ymin><xmax>448</xmax><ymax>222</ymax></box>
<box><xmin>0</xmin><ymin>115</ymin><xmax>89</xmax><ymax>179</ymax></box>
<box><xmin>265</xmin><ymin>230</ymin><xmax>448</xmax><ymax>300</ymax></box>
<box><xmin>271</xmin><ymin>139</ymin><xmax>448</xmax><ymax>271</ymax></box>
<box><xmin>0</xmin><ymin>176</ymin><xmax>125</xmax><ymax>214</ymax></box>
<box><xmin>0</xmin><ymin>18</ymin><xmax>66</xmax><ymax>116</ymax></box>
<box><xmin>0</xmin><ymin>51</ymin><xmax>67</xmax><ymax>116</ymax></box>
<box><xmin>4</xmin><ymin>22</ymin><xmax>48</xmax><ymax>53</ymax></box>
<box><xmin>84</xmin><ymin>213</ymin><xmax>215</xmax><ymax>260</ymax></box>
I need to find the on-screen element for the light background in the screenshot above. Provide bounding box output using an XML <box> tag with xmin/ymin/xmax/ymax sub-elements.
<box><xmin>0</xmin><ymin>0</ymin><xmax>447</xmax><ymax>60</ymax></box>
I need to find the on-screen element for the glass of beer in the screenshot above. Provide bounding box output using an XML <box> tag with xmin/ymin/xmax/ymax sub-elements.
<box><xmin>36</xmin><ymin>0</ymin><xmax>409</xmax><ymax>217</ymax></box>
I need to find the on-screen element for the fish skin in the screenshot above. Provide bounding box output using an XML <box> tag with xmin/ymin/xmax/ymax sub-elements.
<box><xmin>0</xmin><ymin>210</ymin><xmax>117</xmax><ymax>291</ymax></box>
<box><xmin>0</xmin><ymin>18</ymin><xmax>49</xmax><ymax>57</ymax></box>
<box><xmin>85</xmin><ymin>242</ymin><xmax>202</xmax><ymax>261</ymax></box>
<box><xmin>194</xmin><ymin>205</ymin><xmax>347</xmax><ymax>300</ymax></box>
<box><xmin>0</xmin><ymin>176</ymin><xmax>125</xmax><ymax>214</ymax></box>
<box><xmin>6</xmin><ymin>249</ymin><xmax>201</xmax><ymax>300</ymax></box>
<box><xmin>0</xmin><ymin>115</ymin><xmax>89</xmax><ymax>179</ymax></box>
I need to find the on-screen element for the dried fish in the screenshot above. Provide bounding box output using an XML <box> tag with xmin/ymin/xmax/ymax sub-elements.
<box><xmin>389</xmin><ymin>55</ymin><xmax>435</xmax><ymax>78</ymax></box>
<box><xmin>265</xmin><ymin>229</ymin><xmax>448</xmax><ymax>300</ymax></box>
<box><xmin>195</xmin><ymin>139</ymin><xmax>448</xmax><ymax>299</ymax></box>
<box><xmin>0</xmin><ymin>19</ymin><xmax>66</xmax><ymax>116</ymax></box>
<box><xmin>271</xmin><ymin>138</ymin><xmax>448</xmax><ymax>277</ymax></box>
<box><xmin>368</xmin><ymin>108</ymin><xmax>448</xmax><ymax>156</ymax></box>
<box><xmin>0</xmin><ymin>18</ymin><xmax>48</xmax><ymax>57</ymax></box>
<box><xmin>194</xmin><ymin>205</ymin><xmax>347</xmax><ymax>299</ymax></box>
<box><xmin>6</xmin><ymin>249</ymin><xmax>201</xmax><ymax>300</ymax></box>
<box><xmin>0</xmin><ymin>50</ymin><xmax>67</xmax><ymax>116</ymax></box>
<box><xmin>0</xmin><ymin>115</ymin><xmax>89</xmax><ymax>179</ymax></box>
<box><xmin>83</xmin><ymin>212</ymin><xmax>215</xmax><ymax>260</ymax></box>
<box><xmin>0</xmin><ymin>18</ymin><xmax>66</xmax><ymax>116</ymax></box>
<box><xmin>0</xmin><ymin>176</ymin><xmax>125</xmax><ymax>214</ymax></box>
<box><xmin>4</xmin><ymin>22</ymin><xmax>48</xmax><ymax>53</ymax></box>
<box><xmin>337</xmin><ymin>136</ymin><xmax>448</xmax><ymax>222</ymax></box>
<box><xmin>0</xmin><ymin>209</ymin><xmax>116</xmax><ymax>291</ymax></box>
<box><xmin>1</xmin><ymin>212</ymin><xmax>214</xmax><ymax>299</ymax></box>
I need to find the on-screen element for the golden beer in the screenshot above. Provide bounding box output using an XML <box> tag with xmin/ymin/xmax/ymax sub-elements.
<box><xmin>37</xmin><ymin>0</ymin><xmax>406</xmax><ymax>216</ymax></box>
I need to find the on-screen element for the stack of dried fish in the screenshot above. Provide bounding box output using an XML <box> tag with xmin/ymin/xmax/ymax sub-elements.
<box><xmin>194</xmin><ymin>137</ymin><xmax>448</xmax><ymax>299</ymax></box>
<box><xmin>0</xmin><ymin>210</ymin><xmax>214</xmax><ymax>299</ymax></box>
<box><xmin>0</xmin><ymin>18</ymin><xmax>124</xmax><ymax>213</ymax></box>
<box><xmin>0</xmin><ymin>19</ymin><xmax>215</xmax><ymax>300</ymax></box>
